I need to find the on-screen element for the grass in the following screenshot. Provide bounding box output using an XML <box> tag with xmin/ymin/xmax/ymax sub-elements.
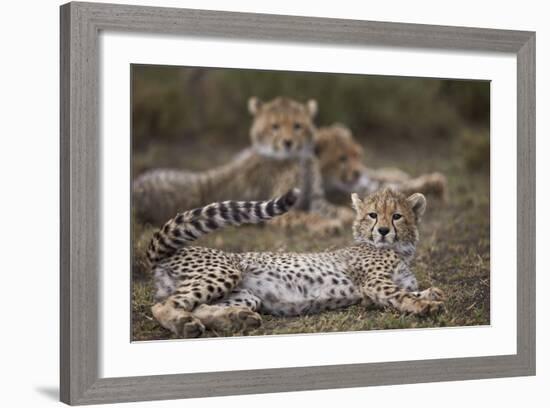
<box><xmin>131</xmin><ymin>132</ymin><xmax>490</xmax><ymax>341</ymax></box>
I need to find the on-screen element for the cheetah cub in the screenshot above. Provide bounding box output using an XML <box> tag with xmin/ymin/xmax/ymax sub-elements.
<box><xmin>315</xmin><ymin>124</ymin><xmax>448</xmax><ymax>203</ymax></box>
<box><xmin>133</xmin><ymin>97</ymin><xmax>353</xmax><ymax>231</ymax></box>
<box><xmin>149</xmin><ymin>188</ymin><xmax>445</xmax><ymax>338</ymax></box>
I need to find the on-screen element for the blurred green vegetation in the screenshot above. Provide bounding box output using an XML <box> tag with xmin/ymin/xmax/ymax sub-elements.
<box><xmin>132</xmin><ymin>65</ymin><xmax>490</xmax><ymax>156</ymax></box>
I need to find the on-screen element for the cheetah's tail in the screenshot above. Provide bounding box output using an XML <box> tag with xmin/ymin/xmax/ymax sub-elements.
<box><xmin>146</xmin><ymin>188</ymin><xmax>300</xmax><ymax>264</ymax></box>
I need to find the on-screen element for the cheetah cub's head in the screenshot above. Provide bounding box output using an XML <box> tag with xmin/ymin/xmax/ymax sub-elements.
<box><xmin>351</xmin><ymin>188</ymin><xmax>426</xmax><ymax>254</ymax></box>
<box><xmin>315</xmin><ymin>123</ymin><xmax>365</xmax><ymax>193</ymax></box>
<box><xmin>248</xmin><ymin>96</ymin><xmax>318</xmax><ymax>159</ymax></box>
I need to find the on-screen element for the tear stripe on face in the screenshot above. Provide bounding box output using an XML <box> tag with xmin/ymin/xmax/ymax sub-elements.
<box><xmin>392</xmin><ymin>218</ymin><xmax>399</xmax><ymax>243</ymax></box>
<box><xmin>369</xmin><ymin>216</ymin><xmax>377</xmax><ymax>242</ymax></box>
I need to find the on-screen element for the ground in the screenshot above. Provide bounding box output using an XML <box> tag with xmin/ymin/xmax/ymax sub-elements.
<box><xmin>131</xmin><ymin>133</ymin><xmax>490</xmax><ymax>341</ymax></box>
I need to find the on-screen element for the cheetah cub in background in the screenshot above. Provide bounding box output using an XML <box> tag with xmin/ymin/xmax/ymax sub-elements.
<box><xmin>315</xmin><ymin>124</ymin><xmax>448</xmax><ymax>202</ymax></box>
<box><xmin>133</xmin><ymin>97</ymin><xmax>353</xmax><ymax>231</ymax></box>
<box><xmin>149</xmin><ymin>188</ymin><xmax>445</xmax><ymax>338</ymax></box>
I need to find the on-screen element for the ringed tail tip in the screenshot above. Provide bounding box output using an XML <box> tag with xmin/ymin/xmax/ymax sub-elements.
<box><xmin>281</xmin><ymin>188</ymin><xmax>300</xmax><ymax>208</ymax></box>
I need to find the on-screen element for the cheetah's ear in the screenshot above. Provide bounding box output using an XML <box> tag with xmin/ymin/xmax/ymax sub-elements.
<box><xmin>248</xmin><ymin>97</ymin><xmax>262</xmax><ymax>115</ymax></box>
<box><xmin>332</xmin><ymin>123</ymin><xmax>352</xmax><ymax>139</ymax></box>
<box><xmin>307</xmin><ymin>99</ymin><xmax>318</xmax><ymax>118</ymax></box>
<box><xmin>406</xmin><ymin>193</ymin><xmax>427</xmax><ymax>221</ymax></box>
<box><xmin>351</xmin><ymin>193</ymin><xmax>364</xmax><ymax>213</ymax></box>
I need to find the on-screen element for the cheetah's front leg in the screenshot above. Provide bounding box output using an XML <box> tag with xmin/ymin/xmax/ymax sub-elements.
<box><xmin>362</xmin><ymin>278</ymin><xmax>444</xmax><ymax>316</ymax></box>
<box><xmin>415</xmin><ymin>287</ymin><xmax>446</xmax><ymax>302</ymax></box>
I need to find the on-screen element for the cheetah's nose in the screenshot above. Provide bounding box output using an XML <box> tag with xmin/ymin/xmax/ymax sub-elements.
<box><xmin>378</xmin><ymin>227</ymin><xmax>390</xmax><ymax>236</ymax></box>
<box><xmin>283</xmin><ymin>139</ymin><xmax>293</xmax><ymax>149</ymax></box>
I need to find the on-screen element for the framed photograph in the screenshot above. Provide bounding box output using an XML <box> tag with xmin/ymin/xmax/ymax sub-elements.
<box><xmin>60</xmin><ymin>1</ymin><xmax>535</xmax><ymax>405</ymax></box>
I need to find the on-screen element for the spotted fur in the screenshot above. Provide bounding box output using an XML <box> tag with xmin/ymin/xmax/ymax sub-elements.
<box><xmin>150</xmin><ymin>188</ymin><xmax>444</xmax><ymax>338</ymax></box>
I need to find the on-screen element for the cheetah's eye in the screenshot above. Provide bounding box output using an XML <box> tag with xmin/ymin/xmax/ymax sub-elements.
<box><xmin>368</xmin><ymin>212</ymin><xmax>377</xmax><ymax>219</ymax></box>
<box><xmin>293</xmin><ymin>122</ymin><xmax>302</xmax><ymax>131</ymax></box>
<box><xmin>272</xmin><ymin>123</ymin><xmax>280</xmax><ymax>131</ymax></box>
<box><xmin>392</xmin><ymin>213</ymin><xmax>402</xmax><ymax>220</ymax></box>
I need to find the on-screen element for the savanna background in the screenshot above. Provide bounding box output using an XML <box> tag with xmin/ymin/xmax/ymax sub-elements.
<box><xmin>132</xmin><ymin>65</ymin><xmax>490</xmax><ymax>340</ymax></box>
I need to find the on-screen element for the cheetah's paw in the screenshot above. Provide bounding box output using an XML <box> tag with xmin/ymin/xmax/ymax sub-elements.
<box><xmin>415</xmin><ymin>299</ymin><xmax>444</xmax><ymax>316</ymax></box>
<box><xmin>421</xmin><ymin>287</ymin><xmax>446</xmax><ymax>301</ymax></box>
<box><xmin>174</xmin><ymin>314</ymin><xmax>206</xmax><ymax>338</ymax></box>
<box><xmin>213</xmin><ymin>307</ymin><xmax>262</xmax><ymax>332</ymax></box>
<box><xmin>152</xmin><ymin>302</ymin><xmax>206</xmax><ymax>338</ymax></box>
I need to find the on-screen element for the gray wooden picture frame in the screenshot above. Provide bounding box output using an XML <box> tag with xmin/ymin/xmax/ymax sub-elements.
<box><xmin>60</xmin><ymin>1</ymin><xmax>536</xmax><ymax>405</ymax></box>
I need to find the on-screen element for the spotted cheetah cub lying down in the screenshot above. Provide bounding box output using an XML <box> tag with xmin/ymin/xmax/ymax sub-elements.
<box><xmin>149</xmin><ymin>188</ymin><xmax>445</xmax><ymax>338</ymax></box>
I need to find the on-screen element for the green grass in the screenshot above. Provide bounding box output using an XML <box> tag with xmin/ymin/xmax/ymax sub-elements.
<box><xmin>131</xmin><ymin>132</ymin><xmax>490</xmax><ymax>341</ymax></box>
